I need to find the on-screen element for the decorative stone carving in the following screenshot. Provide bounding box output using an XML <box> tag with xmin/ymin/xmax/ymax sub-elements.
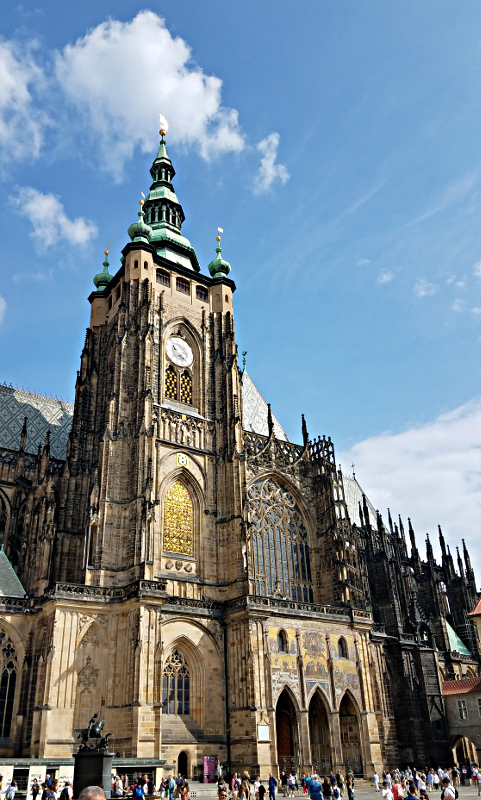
<box><xmin>78</xmin><ymin>655</ymin><xmax>99</xmax><ymax>688</ymax></box>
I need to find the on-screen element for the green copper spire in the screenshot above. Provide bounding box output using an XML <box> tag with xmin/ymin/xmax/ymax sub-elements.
<box><xmin>128</xmin><ymin>199</ymin><xmax>152</xmax><ymax>243</ymax></box>
<box><xmin>140</xmin><ymin>121</ymin><xmax>200</xmax><ymax>272</ymax></box>
<box><xmin>93</xmin><ymin>249</ymin><xmax>114</xmax><ymax>291</ymax></box>
<box><xmin>208</xmin><ymin>235</ymin><xmax>231</xmax><ymax>279</ymax></box>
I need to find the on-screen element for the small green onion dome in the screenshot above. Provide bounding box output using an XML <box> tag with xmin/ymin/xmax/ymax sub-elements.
<box><xmin>93</xmin><ymin>251</ymin><xmax>114</xmax><ymax>291</ymax></box>
<box><xmin>128</xmin><ymin>201</ymin><xmax>152</xmax><ymax>243</ymax></box>
<box><xmin>208</xmin><ymin>238</ymin><xmax>231</xmax><ymax>279</ymax></box>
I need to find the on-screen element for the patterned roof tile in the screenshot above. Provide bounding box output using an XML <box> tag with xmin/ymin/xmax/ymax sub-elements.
<box><xmin>0</xmin><ymin>385</ymin><xmax>73</xmax><ymax>460</ymax></box>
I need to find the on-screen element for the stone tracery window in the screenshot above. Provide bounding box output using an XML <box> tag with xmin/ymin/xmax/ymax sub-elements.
<box><xmin>249</xmin><ymin>478</ymin><xmax>313</xmax><ymax>601</ymax></box>
<box><xmin>162</xmin><ymin>650</ymin><xmax>190</xmax><ymax>715</ymax></box>
<box><xmin>0</xmin><ymin>632</ymin><xmax>17</xmax><ymax>738</ymax></box>
<box><xmin>163</xmin><ymin>481</ymin><xmax>194</xmax><ymax>556</ymax></box>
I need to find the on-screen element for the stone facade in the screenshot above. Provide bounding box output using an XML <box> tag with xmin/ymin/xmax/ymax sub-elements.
<box><xmin>0</xmin><ymin>134</ymin><xmax>480</xmax><ymax>777</ymax></box>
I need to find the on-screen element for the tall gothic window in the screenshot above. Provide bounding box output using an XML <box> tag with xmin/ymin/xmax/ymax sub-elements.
<box><xmin>165</xmin><ymin>365</ymin><xmax>178</xmax><ymax>400</ymax></box>
<box><xmin>163</xmin><ymin>482</ymin><xmax>194</xmax><ymax>556</ymax></box>
<box><xmin>249</xmin><ymin>478</ymin><xmax>314</xmax><ymax>602</ymax></box>
<box><xmin>0</xmin><ymin>632</ymin><xmax>17</xmax><ymax>738</ymax></box>
<box><xmin>162</xmin><ymin>650</ymin><xmax>190</xmax><ymax>715</ymax></box>
<box><xmin>9</xmin><ymin>502</ymin><xmax>25</xmax><ymax>571</ymax></box>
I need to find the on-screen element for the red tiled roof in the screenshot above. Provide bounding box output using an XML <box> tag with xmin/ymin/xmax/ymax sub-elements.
<box><xmin>443</xmin><ymin>678</ymin><xmax>481</xmax><ymax>696</ymax></box>
<box><xmin>468</xmin><ymin>595</ymin><xmax>481</xmax><ymax>616</ymax></box>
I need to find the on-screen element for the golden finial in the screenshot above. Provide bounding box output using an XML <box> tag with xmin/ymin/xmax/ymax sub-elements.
<box><xmin>159</xmin><ymin>128</ymin><xmax>166</xmax><ymax>137</ymax></box>
<box><xmin>216</xmin><ymin>236</ymin><xmax>221</xmax><ymax>242</ymax></box>
<box><xmin>139</xmin><ymin>199</ymin><xmax>144</xmax><ymax>206</ymax></box>
<box><xmin>104</xmin><ymin>249</ymin><xmax>109</xmax><ymax>256</ymax></box>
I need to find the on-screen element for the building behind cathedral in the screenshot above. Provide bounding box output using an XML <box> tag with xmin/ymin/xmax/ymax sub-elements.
<box><xmin>0</xmin><ymin>132</ymin><xmax>480</xmax><ymax>781</ymax></box>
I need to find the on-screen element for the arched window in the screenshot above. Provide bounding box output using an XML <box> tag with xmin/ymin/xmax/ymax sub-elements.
<box><xmin>249</xmin><ymin>478</ymin><xmax>313</xmax><ymax>600</ymax></box>
<box><xmin>0</xmin><ymin>632</ymin><xmax>17</xmax><ymax>738</ymax></box>
<box><xmin>338</xmin><ymin>637</ymin><xmax>348</xmax><ymax>659</ymax></box>
<box><xmin>163</xmin><ymin>481</ymin><xmax>194</xmax><ymax>556</ymax></box>
<box><xmin>162</xmin><ymin>650</ymin><xmax>190</xmax><ymax>715</ymax></box>
<box><xmin>277</xmin><ymin>630</ymin><xmax>288</xmax><ymax>653</ymax></box>
<box><xmin>180</xmin><ymin>371</ymin><xmax>192</xmax><ymax>405</ymax></box>
<box><xmin>0</xmin><ymin>496</ymin><xmax>7</xmax><ymax>548</ymax></box>
<box><xmin>165</xmin><ymin>364</ymin><xmax>178</xmax><ymax>400</ymax></box>
<box><xmin>9</xmin><ymin>502</ymin><xmax>25</xmax><ymax>571</ymax></box>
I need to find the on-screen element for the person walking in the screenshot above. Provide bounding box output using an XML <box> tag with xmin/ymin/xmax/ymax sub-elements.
<box><xmin>308</xmin><ymin>775</ymin><xmax>323</xmax><ymax>800</ymax></box>
<box><xmin>268</xmin><ymin>774</ymin><xmax>278</xmax><ymax>800</ymax></box>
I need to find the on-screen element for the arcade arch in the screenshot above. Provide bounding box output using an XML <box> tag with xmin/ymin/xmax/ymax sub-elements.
<box><xmin>275</xmin><ymin>688</ymin><xmax>300</xmax><ymax>773</ymax></box>
<box><xmin>339</xmin><ymin>692</ymin><xmax>362</xmax><ymax>775</ymax></box>
<box><xmin>308</xmin><ymin>689</ymin><xmax>332</xmax><ymax>775</ymax></box>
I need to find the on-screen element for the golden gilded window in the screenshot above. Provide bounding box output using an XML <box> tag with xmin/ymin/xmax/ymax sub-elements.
<box><xmin>165</xmin><ymin>364</ymin><xmax>177</xmax><ymax>400</ymax></box>
<box><xmin>163</xmin><ymin>481</ymin><xmax>193</xmax><ymax>556</ymax></box>
<box><xmin>180</xmin><ymin>371</ymin><xmax>192</xmax><ymax>404</ymax></box>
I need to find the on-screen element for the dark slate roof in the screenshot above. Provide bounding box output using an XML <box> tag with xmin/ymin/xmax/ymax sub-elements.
<box><xmin>343</xmin><ymin>475</ymin><xmax>381</xmax><ymax>531</ymax></box>
<box><xmin>0</xmin><ymin>385</ymin><xmax>74</xmax><ymax>460</ymax></box>
<box><xmin>0</xmin><ymin>549</ymin><xmax>26</xmax><ymax>598</ymax></box>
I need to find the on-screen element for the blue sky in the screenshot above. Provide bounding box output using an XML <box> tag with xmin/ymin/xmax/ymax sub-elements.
<box><xmin>1</xmin><ymin>2</ymin><xmax>480</xmax><ymax>579</ymax></box>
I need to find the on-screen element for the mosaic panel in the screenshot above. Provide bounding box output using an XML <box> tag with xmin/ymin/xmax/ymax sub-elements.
<box><xmin>163</xmin><ymin>481</ymin><xmax>193</xmax><ymax>556</ymax></box>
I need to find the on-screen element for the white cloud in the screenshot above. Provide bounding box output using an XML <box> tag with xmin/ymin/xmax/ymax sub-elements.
<box><xmin>414</xmin><ymin>279</ymin><xmax>438</xmax><ymax>297</ymax></box>
<box><xmin>377</xmin><ymin>269</ymin><xmax>394</xmax><ymax>284</ymax></box>
<box><xmin>455</xmin><ymin>280</ymin><xmax>466</xmax><ymax>288</ymax></box>
<box><xmin>13</xmin><ymin>187</ymin><xmax>98</xmax><ymax>249</ymax></box>
<box><xmin>0</xmin><ymin>294</ymin><xmax>6</xmax><ymax>322</ymax></box>
<box><xmin>0</xmin><ymin>40</ymin><xmax>47</xmax><ymax>165</ymax></box>
<box><xmin>339</xmin><ymin>398</ymin><xmax>481</xmax><ymax>580</ymax></box>
<box><xmin>474</xmin><ymin>261</ymin><xmax>481</xmax><ymax>277</ymax></box>
<box><xmin>356</xmin><ymin>258</ymin><xmax>370</xmax><ymax>267</ymax></box>
<box><xmin>453</xmin><ymin>298</ymin><xmax>464</xmax><ymax>312</ymax></box>
<box><xmin>54</xmin><ymin>12</ymin><xmax>245</xmax><ymax>177</ymax></box>
<box><xmin>253</xmin><ymin>132</ymin><xmax>289</xmax><ymax>195</ymax></box>
<box><xmin>472</xmin><ymin>306</ymin><xmax>481</xmax><ymax>315</ymax></box>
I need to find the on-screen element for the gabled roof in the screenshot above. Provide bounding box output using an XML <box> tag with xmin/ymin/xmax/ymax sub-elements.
<box><xmin>0</xmin><ymin>384</ymin><xmax>73</xmax><ymax>460</ymax></box>
<box><xmin>0</xmin><ymin>549</ymin><xmax>26</xmax><ymax>598</ymax></box>
<box><xmin>468</xmin><ymin>595</ymin><xmax>481</xmax><ymax>616</ymax></box>
<box><xmin>241</xmin><ymin>372</ymin><xmax>289</xmax><ymax>442</ymax></box>
<box><xmin>443</xmin><ymin>677</ymin><xmax>481</xmax><ymax>696</ymax></box>
<box><xmin>343</xmin><ymin>475</ymin><xmax>381</xmax><ymax>531</ymax></box>
<box><xmin>445</xmin><ymin>620</ymin><xmax>471</xmax><ymax>655</ymax></box>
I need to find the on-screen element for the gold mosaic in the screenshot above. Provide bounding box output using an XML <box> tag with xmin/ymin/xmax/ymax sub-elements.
<box><xmin>163</xmin><ymin>481</ymin><xmax>193</xmax><ymax>556</ymax></box>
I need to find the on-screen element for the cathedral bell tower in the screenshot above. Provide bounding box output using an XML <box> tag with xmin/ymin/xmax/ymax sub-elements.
<box><xmin>51</xmin><ymin>127</ymin><xmax>245</xmax><ymax>594</ymax></box>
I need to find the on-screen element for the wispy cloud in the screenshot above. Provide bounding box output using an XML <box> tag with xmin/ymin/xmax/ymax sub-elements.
<box><xmin>339</xmin><ymin>398</ymin><xmax>481</xmax><ymax>577</ymax></box>
<box><xmin>253</xmin><ymin>132</ymin><xmax>289</xmax><ymax>195</ymax></box>
<box><xmin>377</xmin><ymin>269</ymin><xmax>394</xmax><ymax>284</ymax></box>
<box><xmin>474</xmin><ymin>261</ymin><xmax>481</xmax><ymax>277</ymax></box>
<box><xmin>414</xmin><ymin>279</ymin><xmax>438</xmax><ymax>297</ymax></box>
<box><xmin>403</xmin><ymin>172</ymin><xmax>478</xmax><ymax>230</ymax></box>
<box><xmin>472</xmin><ymin>306</ymin><xmax>481</xmax><ymax>315</ymax></box>
<box><xmin>0</xmin><ymin>40</ymin><xmax>48</xmax><ymax>166</ymax></box>
<box><xmin>356</xmin><ymin>258</ymin><xmax>370</xmax><ymax>267</ymax></box>
<box><xmin>453</xmin><ymin>298</ymin><xmax>464</xmax><ymax>312</ymax></box>
<box><xmin>0</xmin><ymin>294</ymin><xmax>6</xmax><ymax>323</ymax></box>
<box><xmin>55</xmin><ymin>12</ymin><xmax>245</xmax><ymax>176</ymax></box>
<box><xmin>13</xmin><ymin>187</ymin><xmax>98</xmax><ymax>250</ymax></box>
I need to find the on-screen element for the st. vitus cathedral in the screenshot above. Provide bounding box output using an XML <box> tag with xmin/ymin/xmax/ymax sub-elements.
<box><xmin>0</xmin><ymin>131</ymin><xmax>479</xmax><ymax>778</ymax></box>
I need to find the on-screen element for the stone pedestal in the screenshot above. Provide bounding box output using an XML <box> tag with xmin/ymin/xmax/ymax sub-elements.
<box><xmin>73</xmin><ymin>750</ymin><xmax>114</xmax><ymax>799</ymax></box>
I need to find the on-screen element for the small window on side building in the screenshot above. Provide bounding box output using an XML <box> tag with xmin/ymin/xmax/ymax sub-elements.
<box><xmin>196</xmin><ymin>286</ymin><xmax>208</xmax><ymax>302</ymax></box>
<box><xmin>156</xmin><ymin>269</ymin><xmax>170</xmax><ymax>287</ymax></box>
<box><xmin>176</xmin><ymin>277</ymin><xmax>190</xmax><ymax>295</ymax></box>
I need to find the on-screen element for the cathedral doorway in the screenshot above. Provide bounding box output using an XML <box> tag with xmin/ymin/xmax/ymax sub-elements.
<box><xmin>308</xmin><ymin>691</ymin><xmax>332</xmax><ymax>776</ymax></box>
<box><xmin>339</xmin><ymin>694</ymin><xmax>362</xmax><ymax>776</ymax></box>
<box><xmin>178</xmin><ymin>751</ymin><xmax>188</xmax><ymax>777</ymax></box>
<box><xmin>276</xmin><ymin>689</ymin><xmax>299</xmax><ymax>774</ymax></box>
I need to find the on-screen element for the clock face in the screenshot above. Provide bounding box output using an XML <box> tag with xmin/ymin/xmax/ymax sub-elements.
<box><xmin>166</xmin><ymin>337</ymin><xmax>193</xmax><ymax>367</ymax></box>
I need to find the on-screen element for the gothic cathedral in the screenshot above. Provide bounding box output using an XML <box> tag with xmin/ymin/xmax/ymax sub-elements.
<box><xmin>0</xmin><ymin>131</ymin><xmax>479</xmax><ymax>778</ymax></box>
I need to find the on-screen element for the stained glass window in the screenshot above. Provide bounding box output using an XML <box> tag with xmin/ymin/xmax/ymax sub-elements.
<box><xmin>165</xmin><ymin>364</ymin><xmax>177</xmax><ymax>400</ymax></box>
<box><xmin>180</xmin><ymin>371</ymin><xmax>192</xmax><ymax>404</ymax></box>
<box><xmin>0</xmin><ymin>632</ymin><xmax>17</xmax><ymax>738</ymax></box>
<box><xmin>163</xmin><ymin>482</ymin><xmax>194</xmax><ymax>556</ymax></box>
<box><xmin>162</xmin><ymin>650</ymin><xmax>190</xmax><ymax>715</ymax></box>
<box><xmin>248</xmin><ymin>478</ymin><xmax>313</xmax><ymax>600</ymax></box>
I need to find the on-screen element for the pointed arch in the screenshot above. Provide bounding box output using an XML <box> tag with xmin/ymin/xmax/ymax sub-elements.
<box><xmin>275</xmin><ymin>686</ymin><xmax>301</xmax><ymax>773</ymax></box>
<box><xmin>309</xmin><ymin>687</ymin><xmax>333</xmax><ymax>775</ymax></box>
<box><xmin>163</xmin><ymin>481</ymin><xmax>194</xmax><ymax>556</ymax></box>
<box><xmin>160</xmin><ymin>634</ymin><xmax>205</xmax><ymax>726</ymax></box>
<box><xmin>338</xmin><ymin>690</ymin><xmax>363</xmax><ymax>775</ymax></box>
<box><xmin>0</xmin><ymin>490</ymin><xmax>10</xmax><ymax>549</ymax></box>
<box><xmin>0</xmin><ymin>626</ymin><xmax>22</xmax><ymax>740</ymax></box>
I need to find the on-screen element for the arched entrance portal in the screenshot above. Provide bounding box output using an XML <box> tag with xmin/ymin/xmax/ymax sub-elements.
<box><xmin>452</xmin><ymin>735</ymin><xmax>477</xmax><ymax>766</ymax></box>
<box><xmin>276</xmin><ymin>689</ymin><xmax>299</xmax><ymax>774</ymax></box>
<box><xmin>339</xmin><ymin>694</ymin><xmax>362</xmax><ymax>776</ymax></box>
<box><xmin>309</xmin><ymin>691</ymin><xmax>332</xmax><ymax>775</ymax></box>
<box><xmin>178</xmin><ymin>751</ymin><xmax>188</xmax><ymax>777</ymax></box>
